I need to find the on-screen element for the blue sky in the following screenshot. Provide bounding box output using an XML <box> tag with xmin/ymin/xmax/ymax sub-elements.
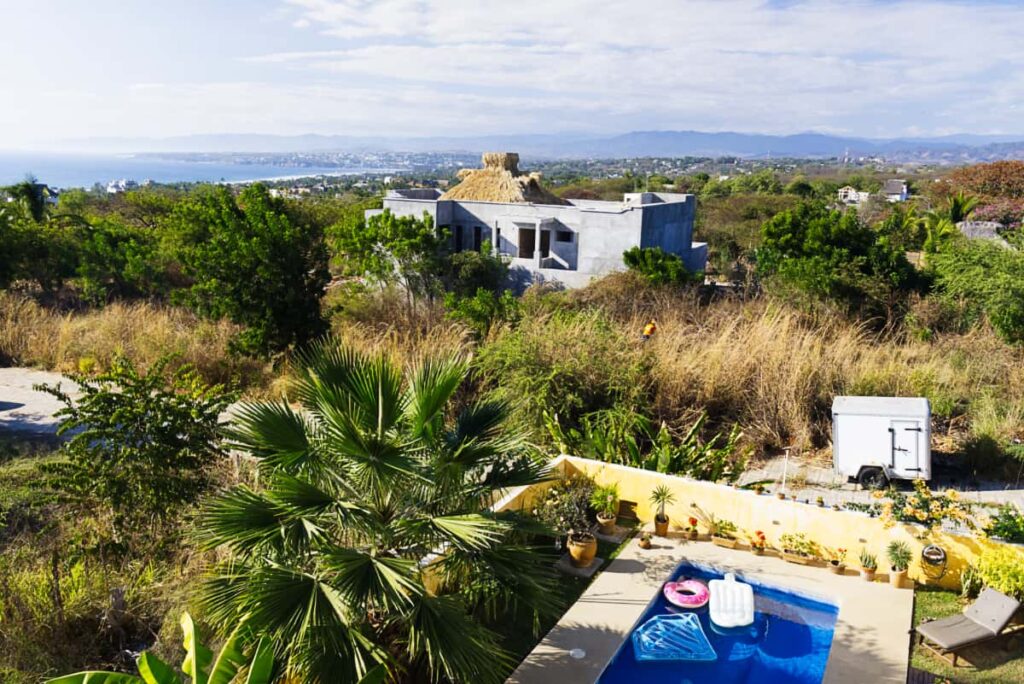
<box><xmin>3</xmin><ymin>0</ymin><xmax>1024</xmax><ymax>148</ymax></box>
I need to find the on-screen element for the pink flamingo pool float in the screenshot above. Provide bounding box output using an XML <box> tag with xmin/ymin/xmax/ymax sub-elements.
<box><xmin>663</xmin><ymin>579</ymin><xmax>710</xmax><ymax>609</ymax></box>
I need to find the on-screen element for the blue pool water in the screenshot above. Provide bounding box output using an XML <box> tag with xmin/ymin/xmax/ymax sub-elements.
<box><xmin>598</xmin><ymin>563</ymin><xmax>839</xmax><ymax>684</ymax></box>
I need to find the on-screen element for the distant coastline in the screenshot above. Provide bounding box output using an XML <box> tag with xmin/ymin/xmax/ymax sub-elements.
<box><xmin>0</xmin><ymin>151</ymin><xmax>397</xmax><ymax>189</ymax></box>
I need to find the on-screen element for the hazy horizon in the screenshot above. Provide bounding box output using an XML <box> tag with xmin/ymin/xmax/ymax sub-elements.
<box><xmin>5</xmin><ymin>1</ymin><xmax>1024</xmax><ymax>150</ymax></box>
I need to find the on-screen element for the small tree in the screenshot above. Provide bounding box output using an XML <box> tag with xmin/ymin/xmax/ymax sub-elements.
<box><xmin>333</xmin><ymin>209</ymin><xmax>448</xmax><ymax>307</ymax></box>
<box><xmin>622</xmin><ymin>246</ymin><xmax>699</xmax><ymax>285</ymax></box>
<box><xmin>38</xmin><ymin>356</ymin><xmax>235</xmax><ymax>540</ymax></box>
<box><xmin>756</xmin><ymin>201</ymin><xmax>918</xmax><ymax>316</ymax></box>
<box><xmin>166</xmin><ymin>184</ymin><xmax>330</xmax><ymax>356</ymax></box>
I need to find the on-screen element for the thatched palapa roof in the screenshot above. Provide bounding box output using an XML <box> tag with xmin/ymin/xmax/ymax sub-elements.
<box><xmin>440</xmin><ymin>152</ymin><xmax>568</xmax><ymax>205</ymax></box>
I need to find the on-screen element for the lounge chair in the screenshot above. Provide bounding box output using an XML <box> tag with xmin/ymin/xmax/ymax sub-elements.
<box><xmin>915</xmin><ymin>588</ymin><xmax>1022</xmax><ymax>667</ymax></box>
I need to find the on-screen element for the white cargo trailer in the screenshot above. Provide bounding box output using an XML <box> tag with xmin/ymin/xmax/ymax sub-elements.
<box><xmin>831</xmin><ymin>396</ymin><xmax>931</xmax><ymax>488</ymax></box>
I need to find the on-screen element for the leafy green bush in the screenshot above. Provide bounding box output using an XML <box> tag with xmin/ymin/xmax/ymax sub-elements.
<box><xmin>444</xmin><ymin>288</ymin><xmax>521</xmax><ymax>337</ymax></box>
<box><xmin>166</xmin><ymin>183</ymin><xmax>330</xmax><ymax>355</ymax></box>
<box><xmin>756</xmin><ymin>201</ymin><xmax>918</xmax><ymax>315</ymax></box>
<box><xmin>38</xmin><ymin>355</ymin><xmax>234</xmax><ymax>540</ymax></box>
<box><xmin>622</xmin><ymin>246</ymin><xmax>700</xmax><ymax>285</ymax></box>
<box><xmin>985</xmin><ymin>504</ymin><xmax>1024</xmax><ymax>543</ymax></box>
<box><xmin>930</xmin><ymin>239</ymin><xmax>1024</xmax><ymax>344</ymax></box>
<box><xmin>975</xmin><ymin>546</ymin><xmax>1024</xmax><ymax>599</ymax></box>
<box><xmin>545</xmin><ymin>408</ymin><xmax>746</xmax><ymax>482</ymax></box>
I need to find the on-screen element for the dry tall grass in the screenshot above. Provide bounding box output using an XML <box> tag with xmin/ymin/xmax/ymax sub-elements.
<box><xmin>562</xmin><ymin>274</ymin><xmax>1024</xmax><ymax>456</ymax></box>
<box><xmin>0</xmin><ymin>294</ymin><xmax>269</xmax><ymax>387</ymax></box>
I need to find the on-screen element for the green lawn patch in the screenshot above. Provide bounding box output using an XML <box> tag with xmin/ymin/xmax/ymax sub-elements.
<box><xmin>911</xmin><ymin>585</ymin><xmax>1024</xmax><ymax>683</ymax></box>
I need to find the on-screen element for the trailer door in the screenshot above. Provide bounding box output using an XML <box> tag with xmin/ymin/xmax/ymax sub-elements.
<box><xmin>890</xmin><ymin>420</ymin><xmax>922</xmax><ymax>475</ymax></box>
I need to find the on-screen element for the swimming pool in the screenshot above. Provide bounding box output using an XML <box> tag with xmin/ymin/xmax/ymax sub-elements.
<box><xmin>597</xmin><ymin>562</ymin><xmax>839</xmax><ymax>684</ymax></box>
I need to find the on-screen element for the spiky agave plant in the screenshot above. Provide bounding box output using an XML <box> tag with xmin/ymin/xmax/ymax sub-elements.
<box><xmin>197</xmin><ymin>341</ymin><xmax>559</xmax><ymax>684</ymax></box>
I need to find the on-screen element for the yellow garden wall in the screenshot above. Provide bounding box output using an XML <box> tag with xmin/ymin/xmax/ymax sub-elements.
<box><xmin>520</xmin><ymin>455</ymin><xmax>1017</xmax><ymax>591</ymax></box>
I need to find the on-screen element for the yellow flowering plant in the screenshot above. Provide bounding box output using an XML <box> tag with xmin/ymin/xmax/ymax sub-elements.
<box><xmin>865</xmin><ymin>480</ymin><xmax>976</xmax><ymax>533</ymax></box>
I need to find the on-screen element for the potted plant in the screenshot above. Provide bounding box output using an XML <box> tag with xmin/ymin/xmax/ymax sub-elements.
<box><xmin>886</xmin><ymin>541</ymin><xmax>911</xmax><ymax>588</ymax></box>
<box><xmin>816</xmin><ymin>496</ymin><xmax>825</xmax><ymax>508</ymax></box>
<box><xmin>590</xmin><ymin>483</ymin><xmax>619</xmax><ymax>536</ymax></box>
<box><xmin>749</xmin><ymin>530</ymin><xmax>768</xmax><ymax>555</ymax></box>
<box><xmin>859</xmin><ymin>548</ymin><xmax>878</xmax><ymax>582</ymax></box>
<box><xmin>538</xmin><ymin>476</ymin><xmax>598</xmax><ymax>568</ymax></box>
<box><xmin>828</xmin><ymin>547</ymin><xmax>847</xmax><ymax>575</ymax></box>
<box><xmin>753</xmin><ymin>483</ymin><xmax>765</xmax><ymax>495</ymax></box>
<box><xmin>649</xmin><ymin>485</ymin><xmax>676</xmax><ymax>537</ymax></box>
<box><xmin>780</xmin><ymin>533</ymin><xmax>818</xmax><ymax>564</ymax></box>
<box><xmin>776</xmin><ymin>490</ymin><xmax>786</xmax><ymax>500</ymax></box>
<box><xmin>639</xmin><ymin>532</ymin><xmax>653</xmax><ymax>549</ymax></box>
<box><xmin>710</xmin><ymin>518</ymin><xmax>739</xmax><ymax>548</ymax></box>
<box><xmin>687</xmin><ymin>516</ymin><xmax>699</xmax><ymax>540</ymax></box>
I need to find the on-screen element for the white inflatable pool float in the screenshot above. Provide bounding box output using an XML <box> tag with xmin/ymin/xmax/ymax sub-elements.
<box><xmin>709</xmin><ymin>572</ymin><xmax>754</xmax><ymax>628</ymax></box>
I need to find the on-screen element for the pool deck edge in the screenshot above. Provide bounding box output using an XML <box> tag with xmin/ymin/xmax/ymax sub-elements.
<box><xmin>506</xmin><ymin>534</ymin><xmax>913</xmax><ymax>684</ymax></box>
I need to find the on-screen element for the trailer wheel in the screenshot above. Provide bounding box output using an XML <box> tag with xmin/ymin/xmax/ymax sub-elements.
<box><xmin>857</xmin><ymin>467</ymin><xmax>888</xmax><ymax>489</ymax></box>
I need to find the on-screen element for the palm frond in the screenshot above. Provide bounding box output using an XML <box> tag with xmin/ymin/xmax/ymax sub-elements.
<box><xmin>322</xmin><ymin>548</ymin><xmax>423</xmax><ymax>610</ymax></box>
<box><xmin>403</xmin><ymin>594</ymin><xmax>511</xmax><ymax>684</ymax></box>
<box><xmin>405</xmin><ymin>355</ymin><xmax>469</xmax><ymax>439</ymax></box>
<box><xmin>426</xmin><ymin>514</ymin><xmax>509</xmax><ymax>551</ymax></box>
<box><xmin>225</xmin><ymin>402</ymin><xmax>319</xmax><ymax>475</ymax></box>
<box><xmin>196</xmin><ymin>487</ymin><xmax>294</xmax><ymax>555</ymax></box>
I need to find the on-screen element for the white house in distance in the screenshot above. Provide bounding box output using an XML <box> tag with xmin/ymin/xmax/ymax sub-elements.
<box><xmin>368</xmin><ymin>152</ymin><xmax>707</xmax><ymax>289</ymax></box>
<box><xmin>837</xmin><ymin>186</ymin><xmax>871</xmax><ymax>205</ymax></box>
<box><xmin>883</xmin><ymin>179</ymin><xmax>909</xmax><ymax>202</ymax></box>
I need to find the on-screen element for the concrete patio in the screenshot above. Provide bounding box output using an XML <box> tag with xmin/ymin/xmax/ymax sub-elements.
<box><xmin>508</xmin><ymin>532</ymin><xmax>915</xmax><ymax>684</ymax></box>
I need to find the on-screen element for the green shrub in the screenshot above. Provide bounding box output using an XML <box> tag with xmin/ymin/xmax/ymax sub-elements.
<box><xmin>37</xmin><ymin>355</ymin><xmax>235</xmax><ymax>540</ymax></box>
<box><xmin>166</xmin><ymin>183</ymin><xmax>330</xmax><ymax>355</ymax></box>
<box><xmin>622</xmin><ymin>246</ymin><xmax>700</xmax><ymax>285</ymax></box>
<box><xmin>756</xmin><ymin>201</ymin><xmax>919</xmax><ymax>316</ymax></box>
<box><xmin>985</xmin><ymin>504</ymin><xmax>1024</xmax><ymax>543</ymax></box>
<box><xmin>976</xmin><ymin>546</ymin><xmax>1024</xmax><ymax>599</ymax></box>
<box><xmin>930</xmin><ymin>239</ymin><xmax>1024</xmax><ymax>344</ymax></box>
<box><xmin>444</xmin><ymin>288</ymin><xmax>520</xmax><ymax>337</ymax></box>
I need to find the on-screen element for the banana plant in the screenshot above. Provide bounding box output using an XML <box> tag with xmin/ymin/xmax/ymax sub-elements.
<box><xmin>45</xmin><ymin>612</ymin><xmax>273</xmax><ymax>684</ymax></box>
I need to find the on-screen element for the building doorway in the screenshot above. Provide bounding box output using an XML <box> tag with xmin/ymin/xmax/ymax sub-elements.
<box><xmin>518</xmin><ymin>227</ymin><xmax>535</xmax><ymax>258</ymax></box>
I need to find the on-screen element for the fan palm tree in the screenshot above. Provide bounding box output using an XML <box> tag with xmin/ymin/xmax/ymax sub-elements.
<box><xmin>945</xmin><ymin>190</ymin><xmax>979</xmax><ymax>224</ymax></box>
<box><xmin>197</xmin><ymin>342</ymin><xmax>558</xmax><ymax>684</ymax></box>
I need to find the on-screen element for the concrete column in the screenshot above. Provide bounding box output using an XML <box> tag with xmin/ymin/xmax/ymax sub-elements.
<box><xmin>534</xmin><ymin>219</ymin><xmax>542</xmax><ymax>268</ymax></box>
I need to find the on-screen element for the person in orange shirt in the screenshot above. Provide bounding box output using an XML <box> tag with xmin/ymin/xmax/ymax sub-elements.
<box><xmin>641</xmin><ymin>318</ymin><xmax>657</xmax><ymax>342</ymax></box>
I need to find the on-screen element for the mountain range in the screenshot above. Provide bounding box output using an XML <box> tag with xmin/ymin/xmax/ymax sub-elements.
<box><xmin>54</xmin><ymin>130</ymin><xmax>1024</xmax><ymax>161</ymax></box>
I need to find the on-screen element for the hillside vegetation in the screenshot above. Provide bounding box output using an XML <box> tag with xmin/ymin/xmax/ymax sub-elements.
<box><xmin>3</xmin><ymin>161</ymin><xmax>1024</xmax><ymax>680</ymax></box>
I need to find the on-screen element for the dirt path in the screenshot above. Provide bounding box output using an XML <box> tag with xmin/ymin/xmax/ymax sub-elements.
<box><xmin>0</xmin><ymin>367</ymin><xmax>79</xmax><ymax>436</ymax></box>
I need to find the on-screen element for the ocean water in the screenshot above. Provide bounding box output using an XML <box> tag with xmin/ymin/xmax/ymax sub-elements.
<box><xmin>0</xmin><ymin>152</ymin><xmax>390</xmax><ymax>189</ymax></box>
<box><xmin>598</xmin><ymin>563</ymin><xmax>839</xmax><ymax>684</ymax></box>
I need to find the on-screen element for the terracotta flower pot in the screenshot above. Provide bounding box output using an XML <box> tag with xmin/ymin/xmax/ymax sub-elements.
<box><xmin>654</xmin><ymin>516</ymin><xmax>669</xmax><ymax>537</ymax></box>
<box><xmin>639</xmin><ymin>536</ymin><xmax>652</xmax><ymax>549</ymax></box>
<box><xmin>751</xmin><ymin>547</ymin><xmax>764</xmax><ymax>556</ymax></box>
<box><xmin>776</xmin><ymin>492</ymin><xmax>786</xmax><ymax>500</ymax></box>
<box><xmin>829</xmin><ymin>561</ymin><xmax>846</xmax><ymax>575</ymax></box>
<box><xmin>860</xmin><ymin>568</ymin><xmax>876</xmax><ymax>582</ymax></box>
<box><xmin>688</xmin><ymin>529</ymin><xmax>698</xmax><ymax>541</ymax></box>
<box><xmin>568</xmin><ymin>534</ymin><xmax>598</xmax><ymax>568</ymax></box>
<box><xmin>890</xmin><ymin>568</ymin><xmax>907</xmax><ymax>588</ymax></box>
<box><xmin>596</xmin><ymin>513</ymin><xmax>616</xmax><ymax>536</ymax></box>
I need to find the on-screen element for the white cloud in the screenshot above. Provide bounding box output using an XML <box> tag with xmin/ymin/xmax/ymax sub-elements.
<box><xmin>262</xmin><ymin>0</ymin><xmax>1024</xmax><ymax>137</ymax></box>
<box><xmin>5</xmin><ymin>0</ymin><xmax>1024</xmax><ymax>145</ymax></box>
